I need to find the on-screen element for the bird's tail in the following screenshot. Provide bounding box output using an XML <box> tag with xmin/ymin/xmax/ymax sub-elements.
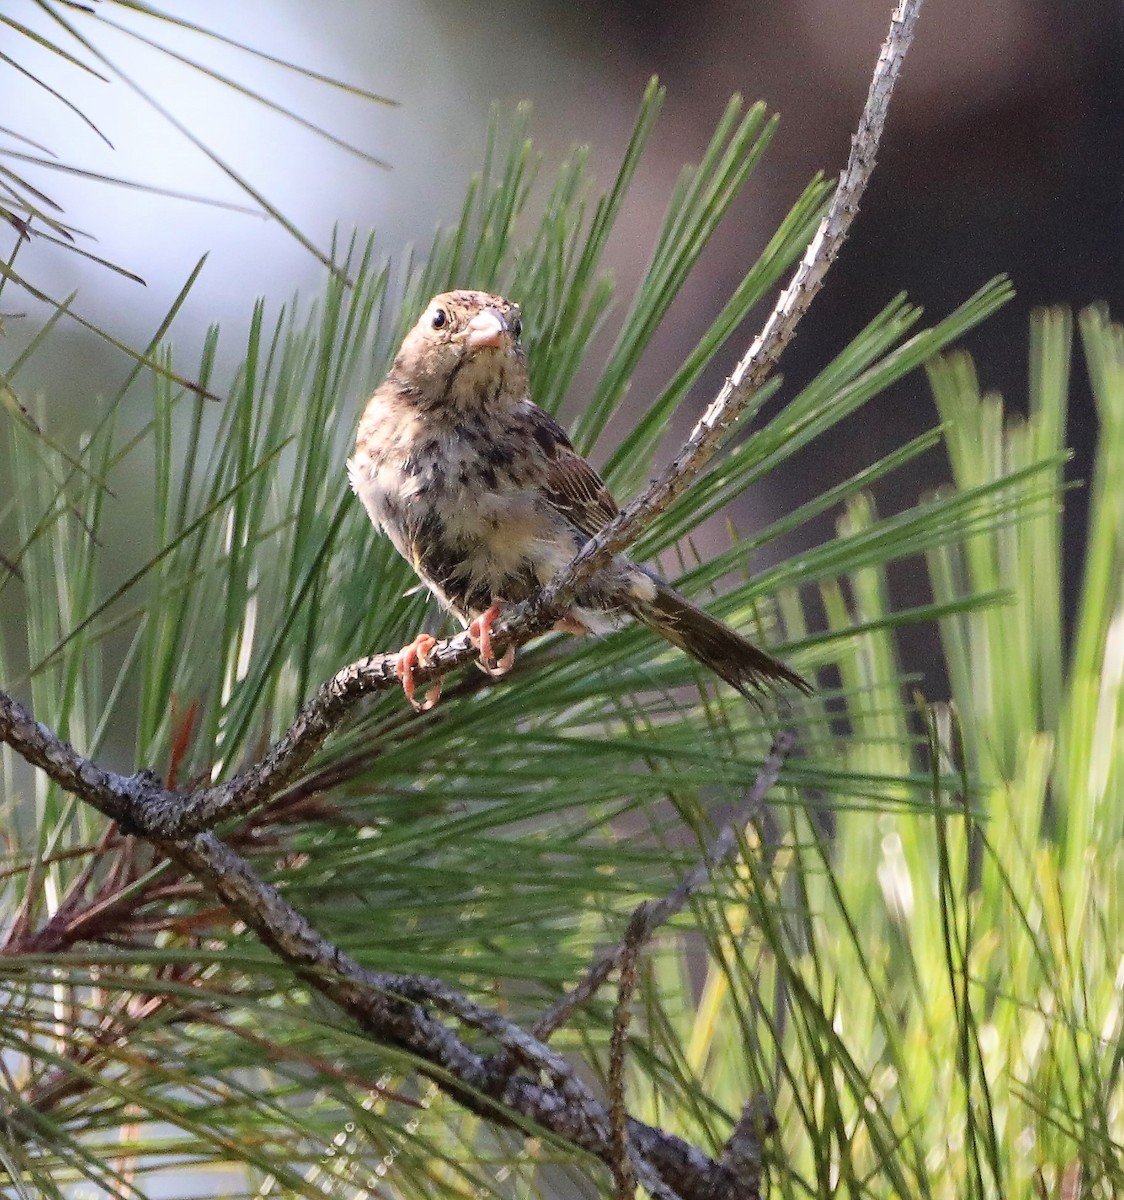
<box><xmin>629</xmin><ymin>579</ymin><xmax>811</xmax><ymax>700</ymax></box>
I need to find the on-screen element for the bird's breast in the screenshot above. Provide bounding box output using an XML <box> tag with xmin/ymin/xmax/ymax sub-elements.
<box><xmin>350</xmin><ymin>403</ymin><xmax>583</xmax><ymax>613</ymax></box>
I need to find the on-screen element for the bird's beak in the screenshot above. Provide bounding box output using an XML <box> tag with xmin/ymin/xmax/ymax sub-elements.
<box><xmin>463</xmin><ymin>308</ymin><xmax>509</xmax><ymax>350</ymax></box>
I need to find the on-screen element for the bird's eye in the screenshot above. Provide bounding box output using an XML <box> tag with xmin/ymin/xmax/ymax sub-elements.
<box><xmin>431</xmin><ymin>308</ymin><xmax>447</xmax><ymax>330</ymax></box>
<box><xmin>511</xmin><ymin>317</ymin><xmax>522</xmax><ymax>339</ymax></box>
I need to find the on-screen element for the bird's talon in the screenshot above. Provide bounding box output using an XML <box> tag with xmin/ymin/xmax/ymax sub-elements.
<box><xmin>395</xmin><ymin>634</ymin><xmax>440</xmax><ymax>711</ymax></box>
<box><xmin>469</xmin><ymin>601</ymin><xmax>514</xmax><ymax>676</ymax></box>
<box><xmin>475</xmin><ymin>644</ymin><xmax>515</xmax><ymax>678</ymax></box>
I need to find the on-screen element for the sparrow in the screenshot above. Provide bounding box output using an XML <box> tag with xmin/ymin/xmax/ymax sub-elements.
<box><xmin>348</xmin><ymin>289</ymin><xmax>810</xmax><ymax>710</ymax></box>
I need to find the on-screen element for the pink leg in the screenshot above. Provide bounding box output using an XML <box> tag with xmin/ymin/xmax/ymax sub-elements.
<box><xmin>394</xmin><ymin>633</ymin><xmax>441</xmax><ymax>711</ymax></box>
<box><xmin>468</xmin><ymin>601</ymin><xmax>515</xmax><ymax>677</ymax></box>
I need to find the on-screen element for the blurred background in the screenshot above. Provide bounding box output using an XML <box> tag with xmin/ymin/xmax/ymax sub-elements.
<box><xmin>3</xmin><ymin>0</ymin><xmax>1122</xmax><ymax>680</ymax></box>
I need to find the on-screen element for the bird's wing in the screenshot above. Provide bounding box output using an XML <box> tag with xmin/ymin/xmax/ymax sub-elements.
<box><xmin>522</xmin><ymin>405</ymin><xmax>619</xmax><ymax>539</ymax></box>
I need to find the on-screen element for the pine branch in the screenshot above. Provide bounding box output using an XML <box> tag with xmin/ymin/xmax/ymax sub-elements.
<box><xmin>539</xmin><ymin>0</ymin><xmax>924</xmax><ymax>608</ymax></box>
<box><xmin>532</xmin><ymin>730</ymin><xmax>795</xmax><ymax>1041</ymax></box>
<box><xmin>0</xmin><ymin>680</ymin><xmax>784</xmax><ymax>1197</ymax></box>
<box><xmin>0</xmin><ymin>2</ymin><xmax>925</xmax><ymax>1194</ymax></box>
<box><xmin>0</xmin><ymin>0</ymin><xmax>922</xmax><ymax>842</ymax></box>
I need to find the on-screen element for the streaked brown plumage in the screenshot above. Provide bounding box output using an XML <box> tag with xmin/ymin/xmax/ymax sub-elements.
<box><xmin>348</xmin><ymin>289</ymin><xmax>810</xmax><ymax>709</ymax></box>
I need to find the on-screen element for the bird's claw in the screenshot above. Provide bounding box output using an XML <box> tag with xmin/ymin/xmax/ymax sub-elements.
<box><xmin>469</xmin><ymin>602</ymin><xmax>515</xmax><ymax>677</ymax></box>
<box><xmin>395</xmin><ymin>633</ymin><xmax>441</xmax><ymax>711</ymax></box>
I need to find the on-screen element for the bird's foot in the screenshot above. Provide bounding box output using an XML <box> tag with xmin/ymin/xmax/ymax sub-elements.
<box><xmin>469</xmin><ymin>602</ymin><xmax>515</xmax><ymax>677</ymax></box>
<box><xmin>394</xmin><ymin>633</ymin><xmax>441</xmax><ymax>711</ymax></box>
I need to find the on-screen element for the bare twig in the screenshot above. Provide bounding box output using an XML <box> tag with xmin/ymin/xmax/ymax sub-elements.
<box><xmin>0</xmin><ymin>629</ymin><xmax>568</xmax><ymax>841</ymax></box>
<box><xmin>609</xmin><ymin>922</ymin><xmax>643</xmax><ymax>1200</ymax></box>
<box><xmin>540</xmin><ymin>0</ymin><xmax>924</xmax><ymax>611</ymax></box>
<box><xmin>534</xmin><ymin>730</ymin><xmax>795</xmax><ymax>1041</ymax></box>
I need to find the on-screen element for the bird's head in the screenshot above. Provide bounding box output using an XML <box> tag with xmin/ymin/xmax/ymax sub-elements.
<box><xmin>392</xmin><ymin>290</ymin><xmax>526</xmax><ymax>410</ymax></box>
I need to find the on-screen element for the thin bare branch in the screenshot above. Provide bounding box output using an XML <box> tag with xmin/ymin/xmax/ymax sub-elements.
<box><xmin>533</xmin><ymin>730</ymin><xmax>794</xmax><ymax>1041</ymax></box>
<box><xmin>539</xmin><ymin>0</ymin><xmax>925</xmax><ymax>611</ymax></box>
<box><xmin>609</xmin><ymin>925</ymin><xmax>642</xmax><ymax>1200</ymax></box>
